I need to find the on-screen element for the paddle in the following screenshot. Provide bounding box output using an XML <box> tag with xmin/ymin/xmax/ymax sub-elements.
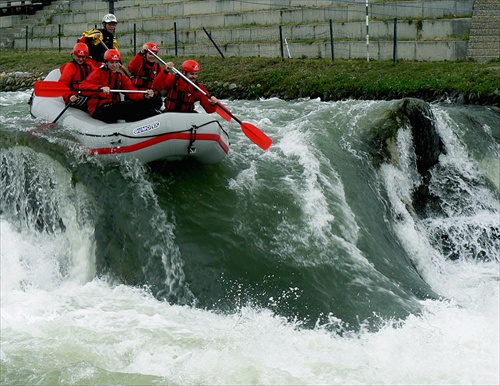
<box><xmin>34</xmin><ymin>81</ymin><xmax>148</xmax><ymax>97</ymax></box>
<box><xmin>147</xmin><ymin>50</ymin><xmax>272</xmax><ymax>150</ymax></box>
<box><xmin>51</xmin><ymin>101</ymin><xmax>72</xmax><ymax>124</ymax></box>
<box><xmin>35</xmin><ymin>100</ymin><xmax>72</xmax><ymax>129</ymax></box>
<box><xmin>146</xmin><ymin>49</ymin><xmax>232</xmax><ymax>122</ymax></box>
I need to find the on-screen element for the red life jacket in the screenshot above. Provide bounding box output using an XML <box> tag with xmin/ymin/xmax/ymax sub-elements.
<box><xmin>59</xmin><ymin>60</ymin><xmax>96</xmax><ymax>89</ymax></box>
<box><xmin>164</xmin><ymin>75</ymin><xmax>213</xmax><ymax>112</ymax></box>
<box><xmin>128</xmin><ymin>55</ymin><xmax>161</xmax><ymax>90</ymax></box>
<box><xmin>152</xmin><ymin>71</ymin><xmax>216</xmax><ymax>114</ymax></box>
<box><xmin>59</xmin><ymin>60</ymin><xmax>97</xmax><ymax>103</ymax></box>
<box><xmin>80</xmin><ymin>66</ymin><xmax>143</xmax><ymax>115</ymax></box>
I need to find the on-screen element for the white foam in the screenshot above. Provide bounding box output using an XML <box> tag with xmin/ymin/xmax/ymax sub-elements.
<box><xmin>1</xmin><ymin>270</ymin><xmax>498</xmax><ymax>384</ymax></box>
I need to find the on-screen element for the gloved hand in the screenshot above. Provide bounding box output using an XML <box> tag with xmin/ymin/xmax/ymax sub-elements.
<box><xmin>82</xmin><ymin>29</ymin><xmax>103</xmax><ymax>45</ymax></box>
<box><xmin>69</xmin><ymin>94</ymin><xmax>88</xmax><ymax>107</ymax></box>
<box><xmin>164</xmin><ymin>62</ymin><xmax>174</xmax><ymax>72</ymax></box>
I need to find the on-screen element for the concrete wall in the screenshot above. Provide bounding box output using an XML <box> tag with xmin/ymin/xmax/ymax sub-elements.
<box><xmin>0</xmin><ymin>13</ymin><xmax>30</xmax><ymax>27</ymax></box>
<box><xmin>1</xmin><ymin>0</ymin><xmax>477</xmax><ymax>61</ymax></box>
<box><xmin>467</xmin><ymin>0</ymin><xmax>500</xmax><ymax>62</ymax></box>
<box><xmin>168</xmin><ymin>40</ymin><xmax>468</xmax><ymax>61</ymax></box>
<box><xmin>44</xmin><ymin>0</ymin><xmax>474</xmax><ymax>27</ymax></box>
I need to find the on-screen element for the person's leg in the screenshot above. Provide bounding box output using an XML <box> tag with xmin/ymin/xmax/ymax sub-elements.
<box><xmin>121</xmin><ymin>101</ymin><xmax>160</xmax><ymax>122</ymax></box>
<box><xmin>149</xmin><ymin>94</ymin><xmax>163</xmax><ymax>110</ymax></box>
<box><xmin>92</xmin><ymin>103</ymin><xmax>123</xmax><ymax>123</ymax></box>
<box><xmin>93</xmin><ymin>101</ymin><xmax>159</xmax><ymax>123</ymax></box>
<box><xmin>126</xmin><ymin>93</ymin><xmax>162</xmax><ymax>110</ymax></box>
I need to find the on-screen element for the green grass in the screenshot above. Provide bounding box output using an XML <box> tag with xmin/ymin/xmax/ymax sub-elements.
<box><xmin>1</xmin><ymin>50</ymin><xmax>499</xmax><ymax>105</ymax></box>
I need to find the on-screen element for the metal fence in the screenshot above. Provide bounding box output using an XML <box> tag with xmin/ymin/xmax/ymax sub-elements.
<box><xmin>6</xmin><ymin>0</ymin><xmax>473</xmax><ymax>61</ymax></box>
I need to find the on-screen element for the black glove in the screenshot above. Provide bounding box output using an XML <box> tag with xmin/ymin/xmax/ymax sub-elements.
<box><xmin>70</xmin><ymin>95</ymin><xmax>88</xmax><ymax>108</ymax></box>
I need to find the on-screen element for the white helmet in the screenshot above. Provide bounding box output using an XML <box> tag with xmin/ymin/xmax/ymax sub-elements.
<box><xmin>102</xmin><ymin>14</ymin><xmax>117</xmax><ymax>23</ymax></box>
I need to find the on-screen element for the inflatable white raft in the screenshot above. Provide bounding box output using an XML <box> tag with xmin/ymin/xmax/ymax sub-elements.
<box><xmin>29</xmin><ymin>70</ymin><xmax>230</xmax><ymax>165</ymax></box>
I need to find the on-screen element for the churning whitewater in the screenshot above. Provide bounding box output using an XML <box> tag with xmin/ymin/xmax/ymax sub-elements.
<box><xmin>1</xmin><ymin>90</ymin><xmax>499</xmax><ymax>385</ymax></box>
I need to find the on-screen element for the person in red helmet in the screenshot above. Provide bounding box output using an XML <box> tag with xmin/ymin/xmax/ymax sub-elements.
<box><xmin>58</xmin><ymin>42</ymin><xmax>98</xmax><ymax>111</ymax></box>
<box><xmin>152</xmin><ymin>59</ymin><xmax>219</xmax><ymax>114</ymax></box>
<box><xmin>127</xmin><ymin>42</ymin><xmax>163</xmax><ymax>110</ymax></box>
<box><xmin>80</xmin><ymin>49</ymin><xmax>159</xmax><ymax>123</ymax></box>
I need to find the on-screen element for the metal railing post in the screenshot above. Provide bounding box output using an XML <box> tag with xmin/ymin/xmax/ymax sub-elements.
<box><xmin>134</xmin><ymin>23</ymin><xmax>136</xmax><ymax>53</ymax></box>
<box><xmin>174</xmin><ymin>22</ymin><xmax>178</xmax><ymax>56</ymax></box>
<box><xmin>393</xmin><ymin>18</ymin><xmax>398</xmax><ymax>61</ymax></box>
<box><xmin>279</xmin><ymin>25</ymin><xmax>284</xmax><ymax>59</ymax></box>
<box><xmin>329</xmin><ymin>19</ymin><xmax>334</xmax><ymax>62</ymax></box>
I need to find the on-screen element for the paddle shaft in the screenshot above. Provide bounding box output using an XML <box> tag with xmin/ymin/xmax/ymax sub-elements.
<box><xmin>98</xmin><ymin>37</ymin><xmax>109</xmax><ymax>51</ymax></box>
<box><xmin>147</xmin><ymin>49</ymin><xmax>209</xmax><ymax>97</ymax></box>
<box><xmin>96</xmin><ymin>88</ymin><xmax>147</xmax><ymax>93</ymax></box>
<box><xmin>146</xmin><ymin>50</ymin><xmax>272</xmax><ymax>150</ymax></box>
<box><xmin>52</xmin><ymin>102</ymin><xmax>72</xmax><ymax>124</ymax></box>
<box><xmin>34</xmin><ymin>81</ymin><xmax>149</xmax><ymax>98</ymax></box>
<box><xmin>98</xmin><ymin>38</ymin><xmax>131</xmax><ymax>78</ymax></box>
<box><xmin>147</xmin><ymin>49</ymin><xmax>233</xmax><ymax>121</ymax></box>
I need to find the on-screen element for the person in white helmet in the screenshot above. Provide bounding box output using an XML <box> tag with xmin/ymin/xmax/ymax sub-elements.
<box><xmin>77</xmin><ymin>14</ymin><xmax>119</xmax><ymax>66</ymax></box>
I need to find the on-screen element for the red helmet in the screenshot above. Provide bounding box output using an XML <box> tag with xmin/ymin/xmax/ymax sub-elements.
<box><xmin>73</xmin><ymin>42</ymin><xmax>89</xmax><ymax>57</ymax></box>
<box><xmin>181</xmin><ymin>60</ymin><xmax>200</xmax><ymax>73</ymax></box>
<box><xmin>103</xmin><ymin>49</ymin><xmax>121</xmax><ymax>61</ymax></box>
<box><xmin>145</xmin><ymin>42</ymin><xmax>159</xmax><ymax>53</ymax></box>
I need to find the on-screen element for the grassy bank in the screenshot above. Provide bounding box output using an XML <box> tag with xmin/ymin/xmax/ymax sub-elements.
<box><xmin>1</xmin><ymin>50</ymin><xmax>499</xmax><ymax>105</ymax></box>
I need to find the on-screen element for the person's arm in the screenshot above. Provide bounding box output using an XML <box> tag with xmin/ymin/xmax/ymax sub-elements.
<box><xmin>122</xmin><ymin>74</ymin><xmax>153</xmax><ymax>102</ymax></box>
<box><xmin>152</xmin><ymin>63</ymin><xmax>175</xmax><ymax>90</ymax></box>
<box><xmin>152</xmin><ymin>68</ymin><xmax>168</xmax><ymax>91</ymax></box>
<box><xmin>127</xmin><ymin>52</ymin><xmax>143</xmax><ymax>74</ymax></box>
<box><xmin>59</xmin><ymin>62</ymin><xmax>75</xmax><ymax>88</ymax></box>
<box><xmin>128</xmin><ymin>43</ymin><xmax>153</xmax><ymax>74</ymax></box>
<box><xmin>79</xmin><ymin>29</ymin><xmax>103</xmax><ymax>47</ymax></box>
<box><xmin>80</xmin><ymin>70</ymin><xmax>108</xmax><ymax>98</ymax></box>
<box><xmin>59</xmin><ymin>63</ymin><xmax>77</xmax><ymax>103</ymax></box>
<box><xmin>197</xmin><ymin>83</ymin><xmax>217</xmax><ymax>113</ymax></box>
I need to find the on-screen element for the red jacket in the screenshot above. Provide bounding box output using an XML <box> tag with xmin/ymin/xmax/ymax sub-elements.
<box><xmin>152</xmin><ymin>70</ymin><xmax>216</xmax><ymax>113</ymax></box>
<box><xmin>127</xmin><ymin>53</ymin><xmax>161</xmax><ymax>90</ymax></box>
<box><xmin>59</xmin><ymin>60</ymin><xmax>98</xmax><ymax>103</ymax></box>
<box><xmin>80</xmin><ymin>66</ymin><xmax>144</xmax><ymax>115</ymax></box>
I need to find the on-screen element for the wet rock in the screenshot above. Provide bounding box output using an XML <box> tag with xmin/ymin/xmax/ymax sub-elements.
<box><xmin>363</xmin><ymin>97</ymin><xmax>446</xmax><ymax>216</ymax></box>
<box><xmin>0</xmin><ymin>71</ymin><xmax>44</xmax><ymax>91</ymax></box>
